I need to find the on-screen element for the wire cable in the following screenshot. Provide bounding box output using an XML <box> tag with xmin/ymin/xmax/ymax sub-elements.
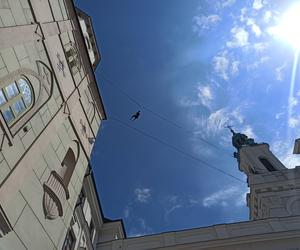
<box><xmin>109</xmin><ymin>116</ymin><xmax>245</xmax><ymax>184</ymax></box>
<box><xmin>100</xmin><ymin>74</ymin><xmax>233</xmax><ymax>158</ymax></box>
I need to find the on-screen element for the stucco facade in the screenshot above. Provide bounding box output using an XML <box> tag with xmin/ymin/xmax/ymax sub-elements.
<box><xmin>1</xmin><ymin>1</ymin><xmax>300</xmax><ymax>250</ymax></box>
<box><xmin>0</xmin><ymin>1</ymin><xmax>123</xmax><ymax>249</ymax></box>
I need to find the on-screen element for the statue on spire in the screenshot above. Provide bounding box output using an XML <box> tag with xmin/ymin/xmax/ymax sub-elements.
<box><xmin>226</xmin><ymin>126</ymin><xmax>257</xmax><ymax>162</ymax></box>
<box><xmin>226</xmin><ymin>126</ymin><xmax>257</xmax><ymax>150</ymax></box>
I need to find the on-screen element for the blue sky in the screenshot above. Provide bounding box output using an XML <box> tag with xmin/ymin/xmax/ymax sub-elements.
<box><xmin>76</xmin><ymin>0</ymin><xmax>300</xmax><ymax>236</ymax></box>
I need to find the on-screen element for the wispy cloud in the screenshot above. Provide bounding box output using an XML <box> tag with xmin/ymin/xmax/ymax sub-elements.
<box><xmin>275</xmin><ymin>62</ymin><xmax>287</xmax><ymax>81</ymax></box>
<box><xmin>134</xmin><ymin>188</ymin><xmax>151</xmax><ymax>203</ymax></box>
<box><xmin>193</xmin><ymin>107</ymin><xmax>246</xmax><ymax>138</ymax></box>
<box><xmin>124</xmin><ymin>206</ymin><xmax>130</xmax><ymax>218</ymax></box>
<box><xmin>226</xmin><ymin>26</ymin><xmax>249</xmax><ymax>48</ymax></box>
<box><xmin>246</xmin><ymin>18</ymin><xmax>262</xmax><ymax>37</ymax></box>
<box><xmin>263</xmin><ymin>10</ymin><xmax>272</xmax><ymax>23</ymax></box>
<box><xmin>247</xmin><ymin>56</ymin><xmax>269</xmax><ymax>70</ymax></box>
<box><xmin>128</xmin><ymin>218</ymin><xmax>153</xmax><ymax>237</ymax></box>
<box><xmin>288</xmin><ymin>116</ymin><xmax>300</xmax><ymax>128</ymax></box>
<box><xmin>231</xmin><ymin>60</ymin><xmax>240</xmax><ymax>76</ymax></box>
<box><xmin>213</xmin><ymin>51</ymin><xmax>230</xmax><ymax>80</ymax></box>
<box><xmin>197</xmin><ymin>85</ymin><xmax>214</xmax><ymax>108</ymax></box>
<box><xmin>203</xmin><ymin>186</ymin><xmax>248</xmax><ymax>207</ymax></box>
<box><xmin>214</xmin><ymin>0</ymin><xmax>236</xmax><ymax>9</ymax></box>
<box><xmin>193</xmin><ymin>14</ymin><xmax>221</xmax><ymax>35</ymax></box>
<box><xmin>252</xmin><ymin>42</ymin><xmax>268</xmax><ymax>52</ymax></box>
<box><xmin>242</xmin><ymin>125</ymin><xmax>257</xmax><ymax>139</ymax></box>
<box><xmin>271</xmin><ymin>140</ymin><xmax>300</xmax><ymax>169</ymax></box>
<box><xmin>252</xmin><ymin>0</ymin><xmax>264</xmax><ymax>10</ymax></box>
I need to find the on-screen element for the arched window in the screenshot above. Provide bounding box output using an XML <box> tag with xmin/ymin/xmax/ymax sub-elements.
<box><xmin>0</xmin><ymin>78</ymin><xmax>33</xmax><ymax>125</ymax></box>
<box><xmin>259</xmin><ymin>158</ymin><xmax>277</xmax><ymax>172</ymax></box>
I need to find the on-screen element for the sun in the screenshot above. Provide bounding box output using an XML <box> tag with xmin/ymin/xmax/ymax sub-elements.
<box><xmin>271</xmin><ymin>3</ymin><xmax>300</xmax><ymax>50</ymax></box>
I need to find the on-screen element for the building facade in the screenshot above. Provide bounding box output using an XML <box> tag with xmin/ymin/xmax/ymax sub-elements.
<box><xmin>0</xmin><ymin>1</ymin><xmax>124</xmax><ymax>249</ymax></box>
<box><xmin>1</xmin><ymin>1</ymin><xmax>300</xmax><ymax>250</ymax></box>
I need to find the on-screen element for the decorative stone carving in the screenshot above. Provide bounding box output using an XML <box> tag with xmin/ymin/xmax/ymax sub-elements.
<box><xmin>0</xmin><ymin>205</ymin><xmax>12</xmax><ymax>238</ymax></box>
<box><xmin>43</xmin><ymin>141</ymin><xmax>79</xmax><ymax>220</ymax></box>
<box><xmin>56</xmin><ymin>53</ymin><xmax>66</xmax><ymax>77</ymax></box>
<box><xmin>43</xmin><ymin>171</ymin><xmax>69</xmax><ymax>220</ymax></box>
<box><xmin>64</xmin><ymin>42</ymin><xmax>82</xmax><ymax>74</ymax></box>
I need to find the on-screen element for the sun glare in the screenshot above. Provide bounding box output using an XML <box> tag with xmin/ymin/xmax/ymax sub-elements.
<box><xmin>272</xmin><ymin>3</ymin><xmax>300</xmax><ymax>50</ymax></box>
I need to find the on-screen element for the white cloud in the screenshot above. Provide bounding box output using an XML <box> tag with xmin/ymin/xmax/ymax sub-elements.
<box><xmin>128</xmin><ymin>218</ymin><xmax>152</xmax><ymax>237</ymax></box>
<box><xmin>252</xmin><ymin>0</ymin><xmax>264</xmax><ymax>10</ymax></box>
<box><xmin>247</xmin><ymin>56</ymin><xmax>269</xmax><ymax>70</ymax></box>
<box><xmin>165</xmin><ymin>204</ymin><xmax>182</xmax><ymax>219</ymax></box>
<box><xmin>275</xmin><ymin>62</ymin><xmax>287</xmax><ymax>81</ymax></box>
<box><xmin>251</xmin><ymin>23</ymin><xmax>262</xmax><ymax>37</ymax></box>
<box><xmin>213</xmin><ymin>51</ymin><xmax>241</xmax><ymax>80</ymax></box>
<box><xmin>288</xmin><ymin>116</ymin><xmax>300</xmax><ymax>128</ymax></box>
<box><xmin>282</xmin><ymin>153</ymin><xmax>300</xmax><ymax>169</ymax></box>
<box><xmin>271</xmin><ymin>140</ymin><xmax>300</xmax><ymax>169</ymax></box>
<box><xmin>231</xmin><ymin>60</ymin><xmax>240</xmax><ymax>76</ymax></box>
<box><xmin>242</xmin><ymin>125</ymin><xmax>257</xmax><ymax>139</ymax></box>
<box><xmin>275</xmin><ymin>112</ymin><xmax>284</xmax><ymax>120</ymax></box>
<box><xmin>206</xmin><ymin>108</ymin><xmax>231</xmax><ymax>135</ymax></box>
<box><xmin>246</xmin><ymin>18</ymin><xmax>262</xmax><ymax>37</ymax></box>
<box><xmin>134</xmin><ymin>188</ymin><xmax>151</xmax><ymax>203</ymax></box>
<box><xmin>263</xmin><ymin>10</ymin><xmax>272</xmax><ymax>23</ymax></box>
<box><xmin>197</xmin><ymin>85</ymin><xmax>214</xmax><ymax>108</ymax></box>
<box><xmin>226</xmin><ymin>26</ymin><xmax>249</xmax><ymax>48</ymax></box>
<box><xmin>192</xmin><ymin>107</ymin><xmax>248</xmax><ymax>138</ymax></box>
<box><xmin>203</xmin><ymin>186</ymin><xmax>248</xmax><ymax>207</ymax></box>
<box><xmin>253</xmin><ymin>42</ymin><xmax>268</xmax><ymax>52</ymax></box>
<box><xmin>289</xmin><ymin>96</ymin><xmax>298</xmax><ymax>108</ymax></box>
<box><xmin>213</xmin><ymin>51</ymin><xmax>230</xmax><ymax>80</ymax></box>
<box><xmin>220</xmin><ymin>0</ymin><xmax>236</xmax><ymax>8</ymax></box>
<box><xmin>193</xmin><ymin>14</ymin><xmax>221</xmax><ymax>34</ymax></box>
<box><xmin>239</xmin><ymin>7</ymin><xmax>248</xmax><ymax>23</ymax></box>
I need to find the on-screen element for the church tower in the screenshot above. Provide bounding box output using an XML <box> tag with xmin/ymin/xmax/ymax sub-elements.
<box><xmin>230</xmin><ymin>128</ymin><xmax>300</xmax><ymax>220</ymax></box>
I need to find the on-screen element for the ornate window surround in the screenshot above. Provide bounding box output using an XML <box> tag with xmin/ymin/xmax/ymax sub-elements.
<box><xmin>0</xmin><ymin>61</ymin><xmax>54</xmax><ymax>141</ymax></box>
<box><xmin>0</xmin><ymin>77</ymin><xmax>34</xmax><ymax>125</ymax></box>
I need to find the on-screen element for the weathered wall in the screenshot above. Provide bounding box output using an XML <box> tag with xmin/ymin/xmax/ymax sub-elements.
<box><xmin>0</xmin><ymin>0</ymin><xmax>103</xmax><ymax>249</ymax></box>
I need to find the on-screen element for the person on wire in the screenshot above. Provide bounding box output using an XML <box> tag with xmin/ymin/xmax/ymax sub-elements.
<box><xmin>131</xmin><ymin>110</ymin><xmax>141</xmax><ymax>121</ymax></box>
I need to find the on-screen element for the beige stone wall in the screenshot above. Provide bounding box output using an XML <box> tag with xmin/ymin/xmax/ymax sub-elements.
<box><xmin>98</xmin><ymin>216</ymin><xmax>300</xmax><ymax>250</ymax></box>
<box><xmin>0</xmin><ymin>0</ymin><xmax>104</xmax><ymax>249</ymax></box>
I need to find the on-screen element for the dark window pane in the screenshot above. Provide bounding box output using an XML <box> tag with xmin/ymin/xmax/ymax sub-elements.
<box><xmin>2</xmin><ymin>107</ymin><xmax>14</xmax><ymax>123</ymax></box>
<box><xmin>5</xmin><ymin>82</ymin><xmax>19</xmax><ymax>99</ymax></box>
<box><xmin>0</xmin><ymin>90</ymin><xmax>6</xmax><ymax>106</ymax></box>
<box><xmin>12</xmin><ymin>99</ymin><xmax>26</xmax><ymax>115</ymax></box>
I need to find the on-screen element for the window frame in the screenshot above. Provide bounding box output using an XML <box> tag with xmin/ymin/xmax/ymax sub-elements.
<box><xmin>0</xmin><ymin>76</ymin><xmax>34</xmax><ymax>126</ymax></box>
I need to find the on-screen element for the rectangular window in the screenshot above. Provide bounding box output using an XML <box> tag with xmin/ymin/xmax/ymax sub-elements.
<box><xmin>62</xmin><ymin>229</ymin><xmax>75</xmax><ymax>250</ymax></box>
<box><xmin>2</xmin><ymin>107</ymin><xmax>14</xmax><ymax>123</ymax></box>
<box><xmin>12</xmin><ymin>99</ymin><xmax>26</xmax><ymax>116</ymax></box>
<box><xmin>5</xmin><ymin>82</ymin><xmax>19</xmax><ymax>100</ymax></box>
<box><xmin>0</xmin><ymin>90</ymin><xmax>6</xmax><ymax>106</ymax></box>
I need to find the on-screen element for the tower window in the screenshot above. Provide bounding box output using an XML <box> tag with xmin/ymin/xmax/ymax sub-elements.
<box><xmin>0</xmin><ymin>78</ymin><xmax>33</xmax><ymax>125</ymax></box>
<box><xmin>259</xmin><ymin>158</ymin><xmax>277</xmax><ymax>172</ymax></box>
<box><xmin>62</xmin><ymin>228</ymin><xmax>75</xmax><ymax>250</ymax></box>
